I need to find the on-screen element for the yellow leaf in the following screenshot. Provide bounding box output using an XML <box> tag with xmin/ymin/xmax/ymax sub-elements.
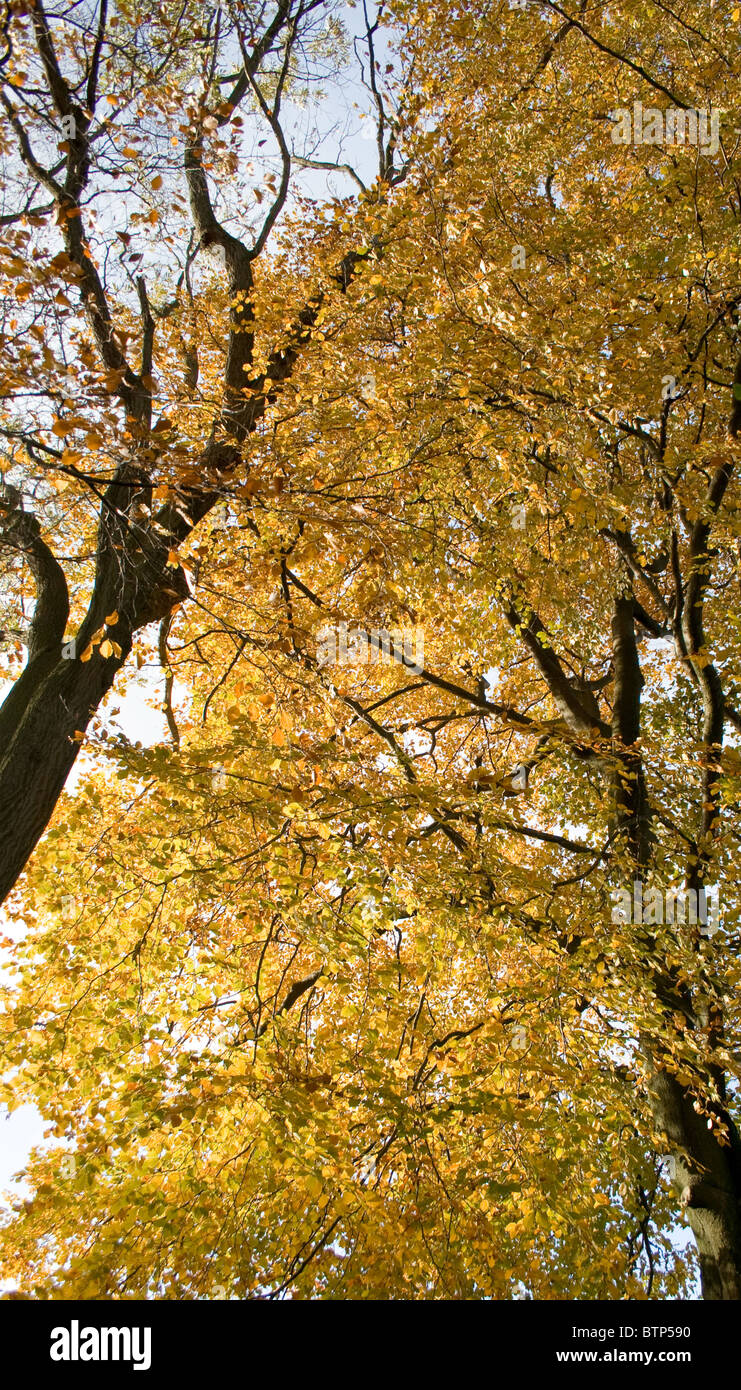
<box><xmin>99</xmin><ymin>639</ymin><xmax>113</xmax><ymax>658</ymax></box>
<box><xmin>105</xmin><ymin>611</ymin><xmax>119</xmax><ymax>625</ymax></box>
<box><xmin>79</xmin><ymin>644</ymin><xmax>93</xmax><ymax>663</ymax></box>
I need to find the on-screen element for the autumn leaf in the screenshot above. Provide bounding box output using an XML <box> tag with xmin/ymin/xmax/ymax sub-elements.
<box><xmin>0</xmin><ymin>0</ymin><xmax>737</xmax><ymax>1309</ymax></box>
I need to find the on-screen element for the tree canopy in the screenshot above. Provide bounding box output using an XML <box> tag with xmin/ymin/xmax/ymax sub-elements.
<box><xmin>1</xmin><ymin>0</ymin><xmax>740</xmax><ymax>1300</ymax></box>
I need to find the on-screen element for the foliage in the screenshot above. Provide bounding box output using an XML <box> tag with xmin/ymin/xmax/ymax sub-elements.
<box><xmin>1</xmin><ymin>0</ymin><xmax>740</xmax><ymax>1298</ymax></box>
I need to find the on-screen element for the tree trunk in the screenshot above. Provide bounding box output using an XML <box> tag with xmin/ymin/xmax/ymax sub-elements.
<box><xmin>0</xmin><ymin>641</ymin><xmax>131</xmax><ymax>903</ymax></box>
<box><xmin>646</xmin><ymin>1058</ymin><xmax>741</xmax><ymax>1299</ymax></box>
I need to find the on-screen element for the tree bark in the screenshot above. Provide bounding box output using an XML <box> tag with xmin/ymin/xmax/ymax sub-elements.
<box><xmin>610</xmin><ymin>579</ymin><xmax>741</xmax><ymax>1299</ymax></box>
<box><xmin>646</xmin><ymin>1059</ymin><xmax>741</xmax><ymax>1299</ymax></box>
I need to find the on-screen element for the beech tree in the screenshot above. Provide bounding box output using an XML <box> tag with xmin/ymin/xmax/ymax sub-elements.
<box><xmin>2</xmin><ymin>0</ymin><xmax>741</xmax><ymax>1300</ymax></box>
<box><xmin>0</xmin><ymin>0</ymin><xmax>394</xmax><ymax>900</ymax></box>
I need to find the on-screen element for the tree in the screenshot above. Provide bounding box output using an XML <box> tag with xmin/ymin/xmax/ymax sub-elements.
<box><xmin>0</xmin><ymin>0</ymin><xmax>398</xmax><ymax>901</ymax></box>
<box><xmin>1</xmin><ymin>0</ymin><xmax>740</xmax><ymax>1300</ymax></box>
